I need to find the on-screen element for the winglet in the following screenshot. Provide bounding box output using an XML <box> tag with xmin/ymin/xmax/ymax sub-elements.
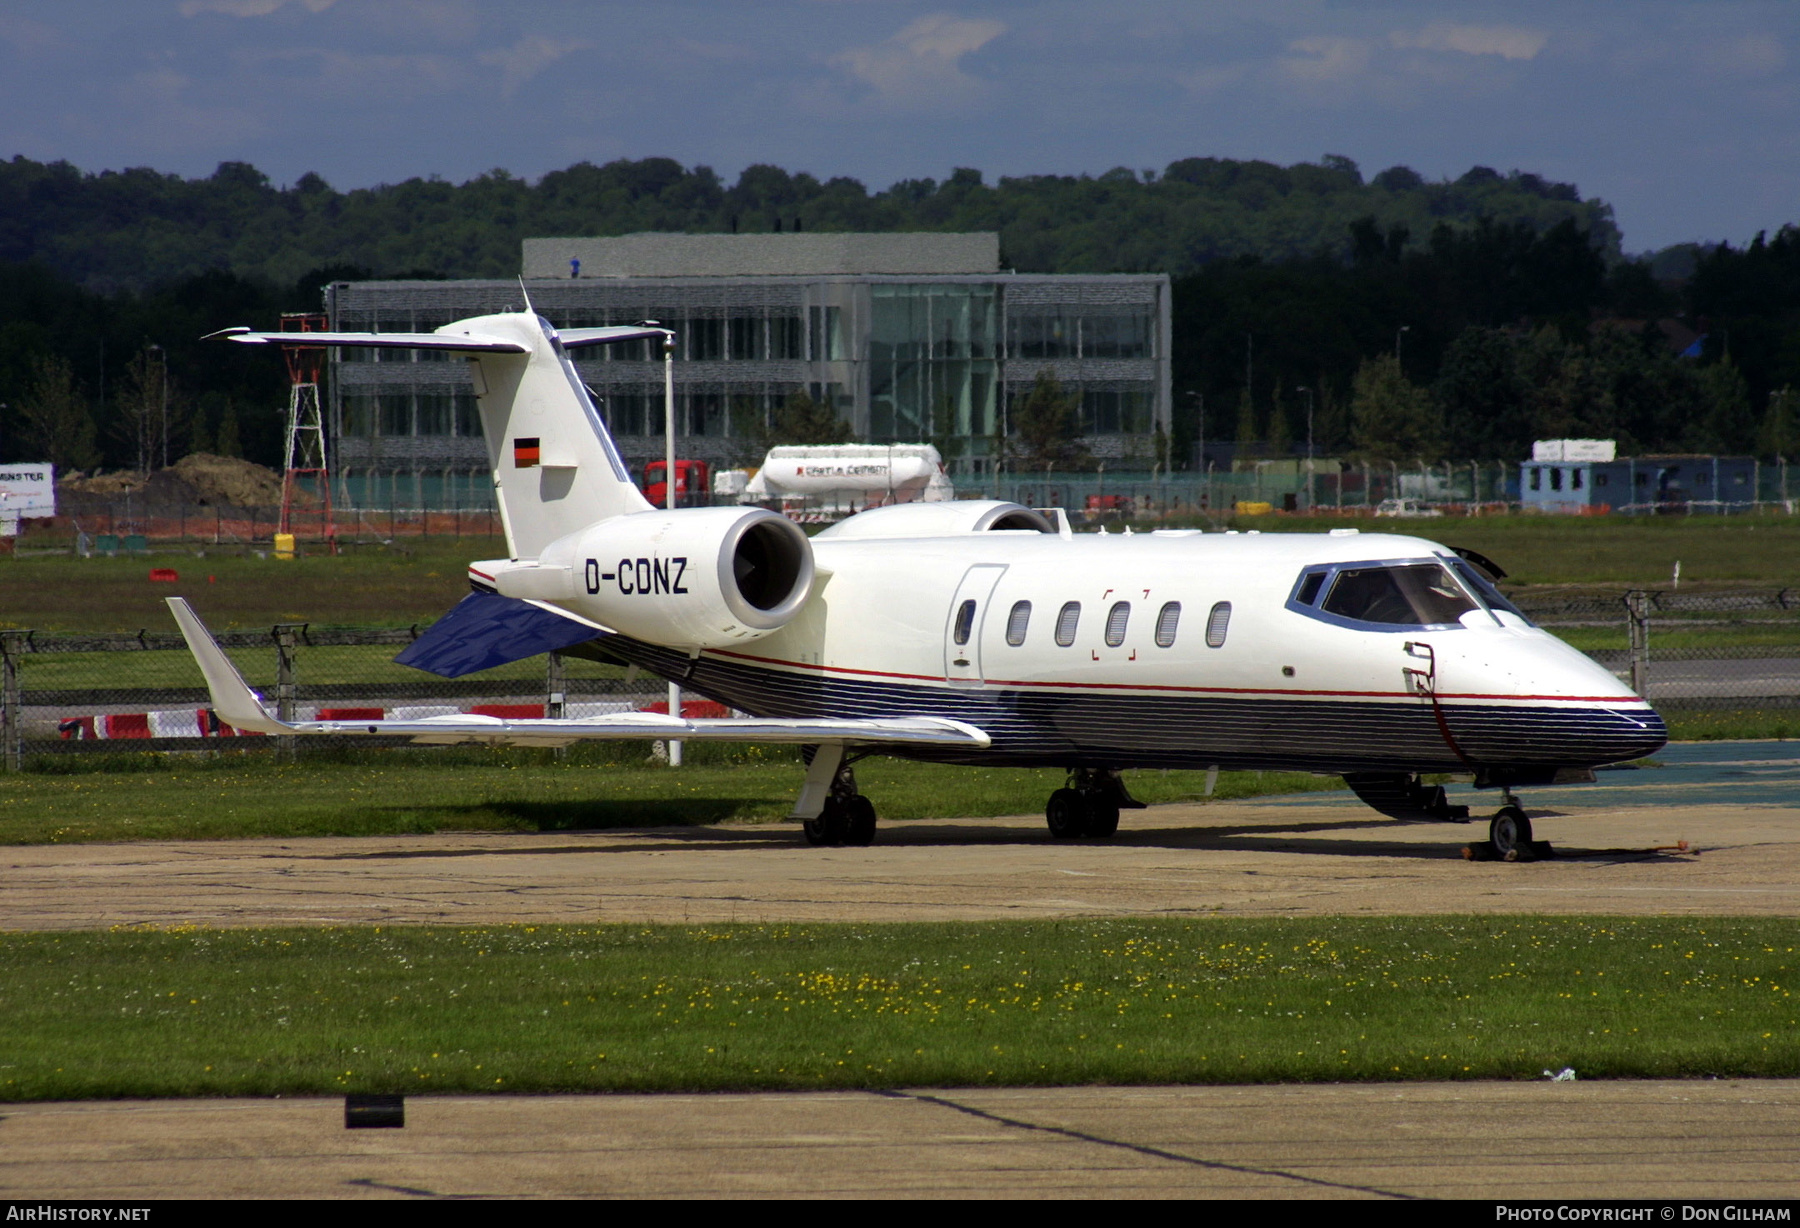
<box><xmin>165</xmin><ymin>598</ymin><xmax>291</xmax><ymax>735</ymax></box>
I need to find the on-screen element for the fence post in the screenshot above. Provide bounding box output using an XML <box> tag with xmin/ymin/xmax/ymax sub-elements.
<box><xmin>1626</xmin><ymin>590</ymin><xmax>1651</xmax><ymax>697</ymax></box>
<box><xmin>546</xmin><ymin>650</ymin><xmax>567</xmax><ymax>762</ymax></box>
<box><xmin>0</xmin><ymin>630</ymin><xmax>25</xmax><ymax>773</ymax></box>
<box><xmin>273</xmin><ymin>624</ymin><xmax>302</xmax><ymax>763</ymax></box>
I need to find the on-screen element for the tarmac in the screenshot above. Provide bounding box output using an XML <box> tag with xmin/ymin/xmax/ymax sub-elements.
<box><xmin>2</xmin><ymin>740</ymin><xmax>1798</xmax><ymax>1200</ymax></box>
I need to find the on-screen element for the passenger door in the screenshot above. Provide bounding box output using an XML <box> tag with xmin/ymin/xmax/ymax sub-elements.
<box><xmin>943</xmin><ymin>564</ymin><xmax>1007</xmax><ymax>686</ymax></box>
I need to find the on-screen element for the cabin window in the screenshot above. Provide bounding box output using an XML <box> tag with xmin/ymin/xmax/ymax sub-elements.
<box><xmin>1006</xmin><ymin>600</ymin><xmax>1031</xmax><ymax>646</ymax></box>
<box><xmin>1105</xmin><ymin>601</ymin><xmax>1130</xmax><ymax>647</ymax></box>
<box><xmin>1295</xmin><ymin>572</ymin><xmax>1326</xmax><ymax>605</ymax></box>
<box><xmin>1205</xmin><ymin>602</ymin><xmax>1231</xmax><ymax>648</ymax></box>
<box><xmin>1320</xmin><ymin>564</ymin><xmax>1478</xmax><ymax>627</ymax></box>
<box><xmin>952</xmin><ymin>599</ymin><xmax>977</xmax><ymax>646</ymax></box>
<box><xmin>1055</xmin><ymin>601</ymin><xmax>1081</xmax><ymax>647</ymax></box>
<box><xmin>1155</xmin><ymin>601</ymin><xmax>1181</xmax><ymax>647</ymax></box>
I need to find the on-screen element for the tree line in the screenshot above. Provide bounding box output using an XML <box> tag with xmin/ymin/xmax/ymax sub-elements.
<box><xmin>0</xmin><ymin>154</ymin><xmax>1795</xmax><ymax>473</ymax></box>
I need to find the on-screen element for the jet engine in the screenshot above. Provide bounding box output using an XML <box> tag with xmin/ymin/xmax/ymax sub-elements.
<box><xmin>474</xmin><ymin>506</ymin><xmax>814</xmax><ymax>649</ymax></box>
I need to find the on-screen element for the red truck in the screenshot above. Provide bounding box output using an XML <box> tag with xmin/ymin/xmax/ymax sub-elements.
<box><xmin>642</xmin><ymin>459</ymin><xmax>711</xmax><ymax>508</ymax></box>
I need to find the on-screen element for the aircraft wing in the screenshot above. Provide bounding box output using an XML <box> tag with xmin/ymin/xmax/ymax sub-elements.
<box><xmin>166</xmin><ymin>598</ymin><xmax>989</xmax><ymax>751</ymax></box>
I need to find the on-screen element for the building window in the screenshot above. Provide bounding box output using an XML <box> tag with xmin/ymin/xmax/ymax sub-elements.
<box><xmin>1572</xmin><ymin>468</ymin><xmax>1583</xmax><ymax>490</ymax></box>
<box><xmin>1550</xmin><ymin>467</ymin><xmax>1563</xmax><ymax>492</ymax></box>
<box><xmin>729</xmin><ymin>317</ymin><xmax>761</xmax><ymax>361</ymax></box>
<box><xmin>1529</xmin><ymin>467</ymin><xmax>1541</xmax><ymax>491</ymax></box>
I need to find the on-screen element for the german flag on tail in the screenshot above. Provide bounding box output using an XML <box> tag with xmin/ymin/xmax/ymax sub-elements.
<box><xmin>513</xmin><ymin>437</ymin><xmax>540</xmax><ymax>467</ymax></box>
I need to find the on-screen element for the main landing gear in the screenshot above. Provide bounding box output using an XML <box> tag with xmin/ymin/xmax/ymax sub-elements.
<box><xmin>1045</xmin><ymin>768</ymin><xmax>1145</xmax><ymax>840</ymax></box>
<box><xmin>803</xmin><ymin>759</ymin><xmax>877</xmax><ymax>848</ymax></box>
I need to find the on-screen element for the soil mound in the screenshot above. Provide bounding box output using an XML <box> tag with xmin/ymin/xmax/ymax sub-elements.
<box><xmin>56</xmin><ymin>455</ymin><xmax>314</xmax><ymax>509</ymax></box>
<box><xmin>170</xmin><ymin>453</ymin><xmax>300</xmax><ymax>507</ymax></box>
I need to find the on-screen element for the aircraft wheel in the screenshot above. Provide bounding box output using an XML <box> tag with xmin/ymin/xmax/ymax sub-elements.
<box><xmin>843</xmin><ymin>795</ymin><xmax>877</xmax><ymax>847</ymax></box>
<box><xmin>1083</xmin><ymin>801</ymin><xmax>1121</xmax><ymax>838</ymax></box>
<box><xmin>804</xmin><ymin>799</ymin><xmax>850</xmax><ymax>847</ymax></box>
<box><xmin>1488</xmin><ymin>805</ymin><xmax>1533</xmax><ymax>859</ymax></box>
<box><xmin>1046</xmin><ymin>788</ymin><xmax>1087</xmax><ymax>839</ymax></box>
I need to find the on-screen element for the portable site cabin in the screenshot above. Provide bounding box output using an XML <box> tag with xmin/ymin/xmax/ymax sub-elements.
<box><xmin>1520</xmin><ymin>440</ymin><xmax>1757</xmax><ymax>513</ymax></box>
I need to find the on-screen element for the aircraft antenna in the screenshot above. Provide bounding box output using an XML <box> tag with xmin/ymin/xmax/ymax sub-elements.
<box><xmin>276</xmin><ymin>312</ymin><xmax>337</xmax><ymax>551</ymax></box>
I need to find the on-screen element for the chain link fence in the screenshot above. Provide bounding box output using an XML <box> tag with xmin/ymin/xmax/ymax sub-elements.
<box><xmin>1</xmin><ymin>588</ymin><xmax>1795</xmax><ymax>771</ymax></box>
<box><xmin>0</xmin><ymin>626</ymin><xmax>677</xmax><ymax>771</ymax></box>
<box><xmin>1514</xmin><ymin>589</ymin><xmax>1800</xmax><ymax>716</ymax></box>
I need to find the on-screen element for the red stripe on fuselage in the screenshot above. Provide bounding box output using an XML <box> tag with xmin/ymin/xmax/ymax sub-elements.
<box><xmin>704</xmin><ymin>647</ymin><xmax>1645</xmax><ymax>705</ymax></box>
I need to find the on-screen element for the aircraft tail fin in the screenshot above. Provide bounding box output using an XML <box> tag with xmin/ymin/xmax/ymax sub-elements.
<box><xmin>211</xmin><ymin>315</ymin><xmax>669</xmax><ymax>557</ymax></box>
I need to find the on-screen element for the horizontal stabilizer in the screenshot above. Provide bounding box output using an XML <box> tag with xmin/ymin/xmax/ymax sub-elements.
<box><xmin>394</xmin><ymin>592</ymin><xmax>603</xmax><ymax>678</ymax></box>
<box><xmin>557</xmin><ymin>326</ymin><xmax>672</xmax><ymax>349</ymax></box>
<box><xmin>203</xmin><ymin>327</ymin><xmax>528</xmax><ymax>353</ymax></box>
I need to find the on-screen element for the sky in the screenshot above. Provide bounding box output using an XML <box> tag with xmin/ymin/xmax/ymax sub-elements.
<box><xmin>1</xmin><ymin>1</ymin><xmax>1795</xmax><ymax>255</ymax></box>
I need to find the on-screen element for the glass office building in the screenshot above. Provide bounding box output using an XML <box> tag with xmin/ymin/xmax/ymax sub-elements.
<box><xmin>326</xmin><ymin>233</ymin><xmax>1169</xmax><ymax>507</ymax></box>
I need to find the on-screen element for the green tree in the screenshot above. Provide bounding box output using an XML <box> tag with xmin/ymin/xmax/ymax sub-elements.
<box><xmin>1009</xmin><ymin>370</ymin><xmax>1088</xmax><ymax>470</ymax></box>
<box><xmin>750</xmin><ymin>388</ymin><xmax>854</xmax><ymax>449</ymax></box>
<box><xmin>15</xmin><ymin>353</ymin><xmax>99</xmax><ymax>471</ymax></box>
<box><xmin>1266</xmin><ymin>383</ymin><xmax>1292</xmax><ymax>456</ymax></box>
<box><xmin>1693</xmin><ymin>356</ymin><xmax>1755</xmax><ymax>453</ymax></box>
<box><xmin>1350</xmin><ymin>354</ymin><xmax>1442</xmax><ymax>463</ymax></box>
<box><xmin>1435</xmin><ymin>326</ymin><xmax>1530</xmax><ymax>460</ymax></box>
<box><xmin>1233</xmin><ymin>386</ymin><xmax>1258</xmax><ymax>456</ymax></box>
<box><xmin>1758</xmin><ymin>385</ymin><xmax>1799</xmax><ymax>459</ymax></box>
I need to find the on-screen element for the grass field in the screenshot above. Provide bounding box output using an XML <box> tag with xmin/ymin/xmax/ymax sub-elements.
<box><xmin>5</xmin><ymin>515</ymin><xmax>1799</xmax><ymax>632</ymax></box>
<box><xmin>1223</xmin><ymin>511</ymin><xmax>1800</xmax><ymax>590</ymax></box>
<box><xmin>3</xmin><ymin>917</ymin><xmax>1795</xmax><ymax>1100</ymax></box>
<box><xmin>0</xmin><ymin>750</ymin><xmax>1335</xmax><ymax>844</ymax></box>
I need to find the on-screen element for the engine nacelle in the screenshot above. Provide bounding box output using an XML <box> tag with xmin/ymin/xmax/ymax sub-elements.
<box><xmin>477</xmin><ymin>507</ymin><xmax>814</xmax><ymax>648</ymax></box>
<box><xmin>812</xmin><ymin>500</ymin><xmax>1054</xmax><ymax>540</ymax></box>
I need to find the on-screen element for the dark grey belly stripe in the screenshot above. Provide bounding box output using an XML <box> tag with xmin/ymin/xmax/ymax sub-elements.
<box><xmin>604</xmin><ymin>636</ymin><xmax>1667</xmax><ymax>773</ymax></box>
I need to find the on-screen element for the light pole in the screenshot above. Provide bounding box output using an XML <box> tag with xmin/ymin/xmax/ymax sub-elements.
<box><xmin>646</xmin><ymin>320</ymin><xmax>683</xmax><ymax>768</ymax></box>
<box><xmin>147</xmin><ymin>344</ymin><xmax>168</xmax><ymax>472</ymax></box>
<box><xmin>1297</xmin><ymin>385</ymin><xmax>1315</xmax><ymax>513</ymax></box>
<box><xmin>1395</xmin><ymin>325</ymin><xmax>1411</xmax><ymax>365</ymax></box>
<box><xmin>1296</xmin><ymin>386</ymin><xmax>1314</xmax><ymax>460</ymax></box>
<box><xmin>1185</xmin><ymin>390</ymin><xmax>1204</xmax><ymax>469</ymax></box>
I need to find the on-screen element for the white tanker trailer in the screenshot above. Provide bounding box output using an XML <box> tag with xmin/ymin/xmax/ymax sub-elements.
<box><xmin>740</xmin><ymin>444</ymin><xmax>955</xmax><ymax>519</ymax></box>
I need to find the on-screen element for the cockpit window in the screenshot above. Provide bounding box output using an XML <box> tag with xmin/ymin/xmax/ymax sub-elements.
<box><xmin>1295</xmin><ymin>572</ymin><xmax>1326</xmax><ymax>605</ymax></box>
<box><xmin>1450</xmin><ymin>560</ymin><xmax>1533</xmax><ymax>625</ymax></box>
<box><xmin>1320</xmin><ymin>563</ymin><xmax>1478</xmax><ymax>626</ymax></box>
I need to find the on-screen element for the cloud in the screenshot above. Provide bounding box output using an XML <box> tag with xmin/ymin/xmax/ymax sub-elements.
<box><xmin>179</xmin><ymin>0</ymin><xmax>338</xmax><ymax>15</ymax></box>
<box><xmin>1278</xmin><ymin>36</ymin><xmax>1372</xmax><ymax>83</ymax></box>
<box><xmin>832</xmin><ymin>13</ymin><xmax>1007</xmax><ymax>105</ymax></box>
<box><xmin>1390</xmin><ymin>24</ymin><xmax>1547</xmax><ymax>61</ymax></box>
<box><xmin>477</xmin><ymin>34</ymin><xmax>591</xmax><ymax>97</ymax></box>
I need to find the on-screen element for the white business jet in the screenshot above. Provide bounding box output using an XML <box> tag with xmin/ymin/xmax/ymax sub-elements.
<box><xmin>171</xmin><ymin>309</ymin><xmax>1666</xmax><ymax>859</ymax></box>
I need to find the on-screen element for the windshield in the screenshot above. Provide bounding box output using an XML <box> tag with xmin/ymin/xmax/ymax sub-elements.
<box><xmin>1319</xmin><ymin>563</ymin><xmax>1479</xmax><ymax>627</ymax></box>
<box><xmin>1450</xmin><ymin>559</ymin><xmax>1532</xmax><ymax>624</ymax></box>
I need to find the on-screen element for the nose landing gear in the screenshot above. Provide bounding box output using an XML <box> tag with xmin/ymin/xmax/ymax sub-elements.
<box><xmin>1485</xmin><ymin>789</ymin><xmax>1535</xmax><ymax>860</ymax></box>
<box><xmin>1045</xmin><ymin>768</ymin><xmax>1144</xmax><ymax>839</ymax></box>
